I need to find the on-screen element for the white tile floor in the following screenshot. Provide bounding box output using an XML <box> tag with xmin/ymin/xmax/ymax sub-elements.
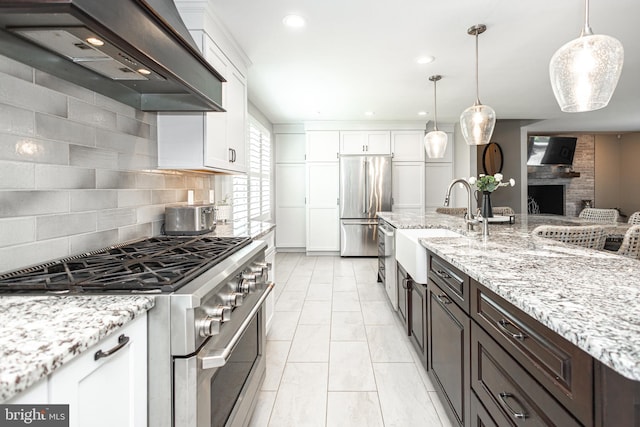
<box><xmin>249</xmin><ymin>253</ymin><xmax>455</xmax><ymax>427</ymax></box>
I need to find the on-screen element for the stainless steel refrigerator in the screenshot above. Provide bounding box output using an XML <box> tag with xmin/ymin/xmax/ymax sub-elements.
<box><xmin>339</xmin><ymin>155</ymin><xmax>392</xmax><ymax>256</ymax></box>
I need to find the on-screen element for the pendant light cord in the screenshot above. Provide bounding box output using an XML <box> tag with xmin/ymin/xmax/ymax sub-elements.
<box><xmin>582</xmin><ymin>0</ymin><xmax>593</xmax><ymax>36</ymax></box>
<box><xmin>433</xmin><ymin>79</ymin><xmax>439</xmax><ymax>131</ymax></box>
<box><xmin>475</xmin><ymin>31</ymin><xmax>481</xmax><ymax>105</ymax></box>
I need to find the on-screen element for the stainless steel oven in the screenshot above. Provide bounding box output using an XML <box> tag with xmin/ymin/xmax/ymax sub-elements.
<box><xmin>173</xmin><ymin>282</ymin><xmax>272</xmax><ymax>427</ymax></box>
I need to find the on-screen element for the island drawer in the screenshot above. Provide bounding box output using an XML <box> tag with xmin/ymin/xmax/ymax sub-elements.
<box><xmin>471</xmin><ymin>322</ymin><xmax>582</xmax><ymax>427</ymax></box>
<box><xmin>428</xmin><ymin>251</ymin><xmax>470</xmax><ymax>313</ymax></box>
<box><xmin>471</xmin><ymin>281</ymin><xmax>593</xmax><ymax>427</ymax></box>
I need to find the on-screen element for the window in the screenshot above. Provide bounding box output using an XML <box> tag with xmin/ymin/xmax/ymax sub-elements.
<box><xmin>232</xmin><ymin>118</ymin><xmax>271</xmax><ymax>224</ymax></box>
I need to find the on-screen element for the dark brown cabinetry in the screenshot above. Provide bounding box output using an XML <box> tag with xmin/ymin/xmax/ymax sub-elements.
<box><xmin>425</xmin><ymin>250</ymin><xmax>639</xmax><ymax>427</ymax></box>
<box><xmin>410</xmin><ymin>281</ymin><xmax>427</xmax><ymax>368</ymax></box>
<box><xmin>396</xmin><ymin>262</ymin><xmax>411</xmax><ymax>336</ymax></box>
<box><xmin>427</xmin><ymin>279</ymin><xmax>470</xmax><ymax>427</ymax></box>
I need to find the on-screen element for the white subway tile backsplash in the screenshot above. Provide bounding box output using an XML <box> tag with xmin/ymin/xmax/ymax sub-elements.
<box><xmin>0</xmin><ymin>191</ymin><xmax>69</xmax><ymax>218</ymax></box>
<box><xmin>69</xmin><ymin>229</ymin><xmax>119</xmax><ymax>254</ymax></box>
<box><xmin>96</xmin><ymin>170</ymin><xmax>137</xmax><ymax>189</ymax></box>
<box><xmin>0</xmin><ymin>217</ymin><xmax>35</xmax><ymax>248</ymax></box>
<box><xmin>69</xmin><ymin>145</ymin><xmax>118</xmax><ymax>170</ymax></box>
<box><xmin>36</xmin><ymin>212</ymin><xmax>96</xmax><ymax>240</ymax></box>
<box><xmin>0</xmin><ymin>54</ymin><xmax>217</xmax><ymax>270</ymax></box>
<box><xmin>0</xmin><ymin>161</ymin><xmax>35</xmax><ymax>189</ymax></box>
<box><xmin>97</xmin><ymin>208</ymin><xmax>136</xmax><ymax>230</ymax></box>
<box><xmin>0</xmin><ymin>73</ymin><xmax>67</xmax><ymax>117</ymax></box>
<box><xmin>0</xmin><ymin>56</ymin><xmax>33</xmax><ymax>83</ymax></box>
<box><xmin>68</xmin><ymin>98</ymin><xmax>117</xmax><ymax>129</ymax></box>
<box><xmin>0</xmin><ymin>133</ymin><xmax>69</xmax><ymax>165</ymax></box>
<box><xmin>117</xmin><ymin>115</ymin><xmax>151</xmax><ymax>139</ymax></box>
<box><xmin>35</xmin><ymin>70</ymin><xmax>95</xmax><ymax>104</ymax></box>
<box><xmin>0</xmin><ymin>238</ymin><xmax>69</xmax><ymax>273</ymax></box>
<box><xmin>95</xmin><ymin>93</ymin><xmax>137</xmax><ymax>118</ymax></box>
<box><xmin>0</xmin><ymin>104</ymin><xmax>35</xmax><ymax>135</ymax></box>
<box><xmin>35</xmin><ymin>113</ymin><xmax>95</xmax><ymax>146</ymax></box>
<box><xmin>35</xmin><ymin>165</ymin><xmax>95</xmax><ymax>189</ymax></box>
<box><xmin>118</xmin><ymin>190</ymin><xmax>152</xmax><ymax>207</ymax></box>
<box><xmin>70</xmin><ymin>190</ymin><xmax>117</xmax><ymax>212</ymax></box>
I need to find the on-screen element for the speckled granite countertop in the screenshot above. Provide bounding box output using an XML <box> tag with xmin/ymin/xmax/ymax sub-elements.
<box><xmin>378</xmin><ymin>211</ymin><xmax>640</xmax><ymax>381</ymax></box>
<box><xmin>0</xmin><ymin>296</ymin><xmax>154</xmax><ymax>402</ymax></box>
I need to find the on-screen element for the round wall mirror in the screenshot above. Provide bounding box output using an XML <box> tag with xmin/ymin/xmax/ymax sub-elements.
<box><xmin>482</xmin><ymin>142</ymin><xmax>503</xmax><ymax>175</ymax></box>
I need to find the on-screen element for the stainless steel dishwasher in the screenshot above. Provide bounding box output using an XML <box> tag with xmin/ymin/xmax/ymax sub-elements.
<box><xmin>379</xmin><ymin>220</ymin><xmax>397</xmax><ymax>311</ymax></box>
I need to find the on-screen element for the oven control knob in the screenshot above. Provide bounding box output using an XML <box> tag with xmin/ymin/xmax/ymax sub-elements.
<box><xmin>241</xmin><ymin>272</ymin><xmax>257</xmax><ymax>281</ymax></box>
<box><xmin>198</xmin><ymin>305</ymin><xmax>232</xmax><ymax>337</ymax></box>
<box><xmin>223</xmin><ymin>292</ymin><xmax>244</xmax><ymax>307</ymax></box>
<box><xmin>237</xmin><ymin>278</ymin><xmax>256</xmax><ymax>294</ymax></box>
<box><xmin>250</xmin><ymin>263</ymin><xmax>270</xmax><ymax>281</ymax></box>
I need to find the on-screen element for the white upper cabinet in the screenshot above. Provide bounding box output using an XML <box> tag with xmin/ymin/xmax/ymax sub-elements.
<box><xmin>275</xmin><ymin>133</ymin><xmax>306</xmax><ymax>163</ymax></box>
<box><xmin>306</xmin><ymin>131</ymin><xmax>339</xmax><ymax>162</ymax></box>
<box><xmin>157</xmin><ymin>32</ymin><xmax>247</xmax><ymax>174</ymax></box>
<box><xmin>339</xmin><ymin>131</ymin><xmax>391</xmax><ymax>155</ymax></box>
<box><xmin>392</xmin><ymin>130</ymin><xmax>425</xmax><ymax>162</ymax></box>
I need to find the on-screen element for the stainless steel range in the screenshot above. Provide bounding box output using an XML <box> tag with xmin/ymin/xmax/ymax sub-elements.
<box><xmin>0</xmin><ymin>235</ymin><xmax>273</xmax><ymax>427</ymax></box>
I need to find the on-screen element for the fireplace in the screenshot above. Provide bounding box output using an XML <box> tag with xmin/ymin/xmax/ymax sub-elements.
<box><xmin>528</xmin><ymin>185</ymin><xmax>564</xmax><ymax>215</ymax></box>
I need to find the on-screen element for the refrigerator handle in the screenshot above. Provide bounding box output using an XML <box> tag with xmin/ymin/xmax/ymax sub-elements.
<box><xmin>363</xmin><ymin>159</ymin><xmax>368</xmax><ymax>214</ymax></box>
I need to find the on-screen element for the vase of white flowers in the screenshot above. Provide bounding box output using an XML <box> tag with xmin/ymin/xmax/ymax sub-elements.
<box><xmin>468</xmin><ymin>173</ymin><xmax>516</xmax><ymax>218</ymax></box>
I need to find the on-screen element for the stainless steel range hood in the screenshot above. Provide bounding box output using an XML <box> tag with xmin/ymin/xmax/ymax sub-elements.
<box><xmin>0</xmin><ymin>0</ymin><xmax>225</xmax><ymax>112</ymax></box>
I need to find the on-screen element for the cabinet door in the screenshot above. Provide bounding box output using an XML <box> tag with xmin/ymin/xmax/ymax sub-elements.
<box><xmin>307</xmin><ymin>131</ymin><xmax>339</xmax><ymax>162</ymax></box>
<box><xmin>396</xmin><ymin>263</ymin><xmax>411</xmax><ymax>336</ymax></box>
<box><xmin>307</xmin><ymin>163</ymin><xmax>339</xmax><ymax>206</ymax></box>
<box><xmin>340</xmin><ymin>131</ymin><xmax>367</xmax><ymax>154</ymax></box>
<box><xmin>365</xmin><ymin>131</ymin><xmax>391</xmax><ymax>154</ymax></box>
<box><xmin>410</xmin><ymin>282</ymin><xmax>427</xmax><ymax>368</ymax></box>
<box><xmin>48</xmin><ymin>315</ymin><xmax>147</xmax><ymax>427</ymax></box>
<box><xmin>392</xmin><ymin>162</ymin><xmax>425</xmax><ymax>212</ymax></box>
<box><xmin>392</xmin><ymin>130</ymin><xmax>425</xmax><ymax>161</ymax></box>
<box><xmin>225</xmin><ymin>66</ymin><xmax>248</xmax><ymax>173</ymax></box>
<box><xmin>276</xmin><ymin>164</ymin><xmax>306</xmax><ymax>248</ymax></box>
<box><xmin>428</xmin><ymin>281</ymin><xmax>470</xmax><ymax>427</ymax></box>
<box><xmin>275</xmin><ymin>133</ymin><xmax>306</xmax><ymax>163</ymax></box>
<box><xmin>307</xmin><ymin>208</ymin><xmax>339</xmax><ymax>251</ymax></box>
<box><xmin>425</xmin><ymin>163</ymin><xmax>453</xmax><ymax>208</ymax></box>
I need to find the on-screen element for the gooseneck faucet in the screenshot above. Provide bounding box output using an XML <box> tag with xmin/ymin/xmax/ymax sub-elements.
<box><xmin>444</xmin><ymin>178</ymin><xmax>479</xmax><ymax>231</ymax></box>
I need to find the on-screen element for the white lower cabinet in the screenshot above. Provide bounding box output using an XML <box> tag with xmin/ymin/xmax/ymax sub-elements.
<box><xmin>275</xmin><ymin>163</ymin><xmax>306</xmax><ymax>249</ymax></box>
<box><xmin>306</xmin><ymin>162</ymin><xmax>339</xmax><ymax>252</ymax></box>
<box><xmin>307</xmin><ymin>208</ymin><xmax>340</xmax><ymax>251</ymax></box>
<box><xmin>48</xmin><ymin>315</ymin><xmax>147</xmax><ymax>427</ymax></box>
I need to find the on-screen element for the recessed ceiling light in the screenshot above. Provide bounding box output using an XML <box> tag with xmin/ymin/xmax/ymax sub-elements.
<box><xmin>418</xmin><ymin>111</ymin><xmax>428</xmax><ymax>116</ymax></box>
<box><xmin>416</xmin><ymin>56</ymin><xmax>435</xmax><ymax>65</ymax></box>
<box><xmin>283</xmin><ymin>15</ymin><xmax>306</xmax><ymax>28</ymax></box>
<box><xmin>364</xmin><ymin>111</ymin><xmax>375</xmax><ymax>116</ymax></box>
<box><xmin>86</xmin><ymin>37</ymin><xmax>104</xmax><ymax>47</ymax></box>
<box><xmin>137</xmin><ymin>68</ymin><xmax>151</xmax><ymax>75</ymax></box>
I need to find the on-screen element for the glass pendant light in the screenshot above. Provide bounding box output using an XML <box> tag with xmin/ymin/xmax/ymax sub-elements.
<box><xmin>424</xmin><ymin>75</ymin><xmax>448</xmax><ymax>158</ymax></box>
<box><xmin>460</xmin><ymin>24</ymin><xmax>496</xmax><ymax>146</ymax></box>
<box><xmin>549</xmin><ymin>0</ymin><xmax>624</xmax><ymax>112</ymax></box>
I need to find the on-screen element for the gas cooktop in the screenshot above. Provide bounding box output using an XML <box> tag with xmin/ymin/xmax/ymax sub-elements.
<box><xmin>0</xmin><ymin>236</ymin><xmax>251</xmax><ymax>294</ymax></box>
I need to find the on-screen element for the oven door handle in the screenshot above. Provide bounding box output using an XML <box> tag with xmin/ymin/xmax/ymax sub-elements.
<box><xmin>199</xmin><ymin>282</ymin><xmax>274</xmax><ymax>369</ymax></box>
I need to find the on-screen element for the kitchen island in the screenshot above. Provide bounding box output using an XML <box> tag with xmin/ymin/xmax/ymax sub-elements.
<box><xmin>378</xmin><ymin>211</ymin><xmax>639</xmax><ymax>426</ymax></box>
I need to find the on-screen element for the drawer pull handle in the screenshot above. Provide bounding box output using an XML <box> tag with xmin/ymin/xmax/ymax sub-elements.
<box><xmin>401</xmin><ymin>278</ymin><xmax>411</xmax><ymax>290</ymax></box>
<box><xmin>94</xmin><ymin>334</ymin><xmax>130</xmax><ymax>361</ymax></box>
<box><xmin>436</xmin><ymin>294</ymin><xmax>451</xmax><ymax>304</ymax></box>
<box><xmin>498</xmin><ymin>319</ymin><xmax>528</xmax><ymax>341</ymax></box>
<box><xmin>436</xmin><ymin>269</ymin><xmax>451</xmax><ymax>279</ymax></box>
<box><xmin>499</xmin><ymin>392</ymin><xmax>529</xmax><ymax>420</ymax></box>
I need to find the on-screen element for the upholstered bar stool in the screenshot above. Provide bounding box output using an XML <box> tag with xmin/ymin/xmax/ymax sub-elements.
<box><xmin>578</xmin><ymin>208</ymin><xmax>619</xmax><ymax>224</ymax></box>
<box><xmin>531</xmin><ymin>225</ymin><xmax>607</xmax><ymax>250</ymax></box>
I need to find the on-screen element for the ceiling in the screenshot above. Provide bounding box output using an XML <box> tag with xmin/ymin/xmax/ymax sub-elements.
<box><xmin>208</xmin><ymin>0</ymin><xmax>640</xmax><ymax>132</ymax></box>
